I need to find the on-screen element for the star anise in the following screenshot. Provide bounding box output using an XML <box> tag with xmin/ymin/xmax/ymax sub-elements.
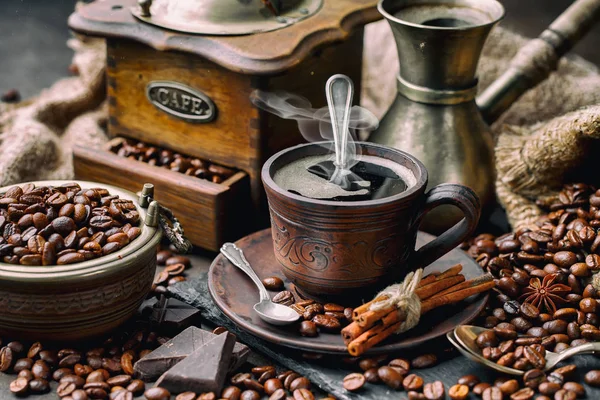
<box><xmin>519</xmin><ymin>273</ymin><xmax>571</xmax><ymax>314</ymax></box>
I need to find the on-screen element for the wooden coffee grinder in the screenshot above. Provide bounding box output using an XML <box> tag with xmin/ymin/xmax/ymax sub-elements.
<box><xmin>69</xmin><ymin>0</ymin><xmax>380</xmax><ymax>251</ymax></box>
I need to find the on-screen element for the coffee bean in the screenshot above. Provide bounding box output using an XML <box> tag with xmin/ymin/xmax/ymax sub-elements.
<box><xmin>58</xmin><ymin>381</ymin><xmax>78</xmax><ymax>397</ymax></box>
<box><xmin>262</xmin><ymin>276</ymin><xmax>284</xmax><ymax>291</ymax></box>
<box><xmin>482</xmin><ymin>386</ymin><xmax>503</xmax><ymax>400</ymax></box>
<box><xmin>32</xmin><ymin>360</ymin><xmax>51</xmax><ymax>379</ymax></box>
<box><xmin>292</xmin><ymin>388</ymin><xmax>314</xmax><ymax>400</ymax></box>
<box><xmin>29</xmin><ymin>378</ymin><xmax>50</xmax><ymax>393</ymax></box>
<box><xmin>554</xmin><ymin>389</ymin><xmax>577</xmax><ymax>400</ymax></box>
<box><xmin>524</xmin><ymin>346</ymin><xmax>546</xmax><ymax>369</ymax></box>
<box><xmin>342</xmin><ymin>373</ymin><xmax>365</xmax><ymax>392</ymax></box>
<box><xmin>222</xmin><ymin>386</ymin><xmax>242</xmax><ymax>399</ymax></box>
<box><xmin>109</xmin><ymin>391</ymin><xmax>133</xmax><ymax>400</ymax></box>
<box><xmin>388</xmin><ymin>358</ymin><xmax>410</xmax><ymax>372</ymax></box>
<box><xmin>18</xmin><ymin>370</ymin><xmax>34</xmax><ymax>381</ymax></box>
<box><xmin>62</xmin><ymin>375</ymin><xmax>86</xmax><ymax>388</ymax></box>
<box><xmin>411</xmin><ymin>354</ymin><xmax>437</xmax><ymax>369</ymax></box>
<box><xmin>87</xmin><ymin>370</ymin><xmax>108</xmax><ymax>384</ymax></box>
<box><xmin>10</xmin><ymin>377</ymin><xmax>29</xmax><ymax>395</ymax></box>
<box><xmin>13</xmin><ymin>357</ymin><xmax>34</xmax><ymax>373</ymax></box>
<box><xmin>548</xmin><ymin>372</ymin><xmax>565</xmax><ymax>386</ymax></box>
<box><xmin>522</xmin><ymin>368</ymin><xmax>546</xmax><ymax>389</ymax></box>
<box><xmin>497</xmin><ymin>352</ymin><xmax>516</xmax><ymax>367</ymax></box>
<box><xmin>289</xmin><ymin>377</ymin><xmax>310</xmax><ymax>392</ymax></box>
<box><xmin>579</xmin><ymin>297</ymin><xmax>597</xmax><ymax>313</ymax></box>
<box><xmin>510</xmin><ymin>387</ymin><xmax>534</xmax><ymax>400</ymax></box>
<box><xmin>495</xmin><ymin>327</ymin><xmax>518</xmax><ymax>340</ymax></box>
<box><xmin>144</xmin><ymin>387</ymin><xmax>170</xmax><ymax>400</ymax></box>
<box><xmin>283</xmin><ymin>373</ymin><xmax>300</xmax><ymax>389</ymax></box>
<box><xmin>500</xmin><ymin>340</ymin><xmax>516</xmax><ymax>354</ymax></box>
<box><xmin>126</xmin><ymin>380</ymin><xmax>145</xmax><ymax>395</ymax></box>
<box><xmin>240</xmin><ymin>390</ymin><xmax>260</xmax><ymax>400</ymax></box>
<box><xmin>408</xmin><ymin>391</ymin><xmax>426</xmax><ymax>400</ymax></box>
<box><xmin>448</xmin><ymin>384</ymin><xmax>469</xmax><ymax>400</ymax></box>
<box><xmin>0</xmin><ymin>346</ymin><xmax>14</xmax><ymax>372</ymax></box>
<box><xmin>537</xmin><ymin>381</ymin><xmax>560</xmax><ymax>395</ymax></box>
<box><xmin>403</xmin><ymin>374</ymin><xmax>424</xmax><ymax>391</ymax></box>
<box><xmin>377</xmin><ymin>366</ymin><xmax>403</xmax><ymax>389</ymax></box>
<box><xmin>120</xmin><ymin>351</ymin><xmax>134</xmax><ymax>376</ymax></box>
<box><xmin>477</xmin><ymin>330</ymin><xmax>498</xmax><ymax>348</ymax></box>
<box><xmin>165</xmin><ymin>255</ymin><xmax>191</xmax><ymax>268</ymax></box>
<box><xmin>107</xmin><ymin>375</ymin><xmax>131</xmax><ymax>387</ymax></box>
<box><xmin>243</xmin><ymin>379</ymin><xmax>264</xmax><ymax>393</ymax></box>
<box><xmin>73</xmin><ymin>389</ymin><xmax>89</xmax><ymax>400</ymax></box>
<box><xmin>500</xmin><ymin>379</ymin><xmax>520</xmax><ymax>395</ymax></box>
<box><xmin>474</xmin><ymin>383</ymin><xmax>491</xmax><ymax>395</ymax></box>
<box><xmin>73</xmin><ymin>364</ymin><xmax>93</xmax><ymax>378</ymax></box>
<box><xmin>561</xmin><ymin>382</ymin><xmax>584</xmax><ymax>397</ymax></box>
<box><xmin>263</xmin><ymin>378</ymin><xmax>283</xmax><ymax>395</ymax></box>
<box><xmin>311</xmin><ymin>314</ymin><xmax>341</xmax><ymax>331</ymax></box>
<box><xmin>520</xmin><ymin>303</ymin><xmax>540</xmax><ymax>320</ymax></box>
<box><xmin>231</xmin><ymin>373</ymin><xmax>252</xmax><ymax>387</ymax></box>
<box><xmin>423</xmin><ymin>381</ymin><xmax>445</xmax><ymax>400</ymax></box>
<box><xmin>456</xmin><ymin>374</ymin><xmax>479</xmax><ymax>389</ymax></box>
<box><xmin>272</xmin><ymin>291</ymin><xmax>294</xmax><ymax>306</ymax></box>
<box><xmin>361</xmin><ymin>368</ymin><xmax>379</xmax><ymax>383</ymax></box>
<box><xmin>583</xmin><ymin>370</ymin><xmax>600</xmax><ymax>386</ymax></box>
<box><xmin>299</xmin><ymin>321</ymin><xmax>318</xmax><ymax>337</ymax></box>
<box><xmin>268</xmin><ymin>388</ymin><xmax>286</xmax><ymax>400</ymax></box>
<box><xmin>581</xmin><ymin>329</ymin><xmax>600</xmax><ymax>340</ymax></box>
<box><xmin>156</xmin><ymin>250</ymin><xmax>172</xmax><ymax>265</ymax></box>
<box><xmin>84</xmin><ymin>382</ymin><xmax>111</xmax><ymax>392</ymax></box>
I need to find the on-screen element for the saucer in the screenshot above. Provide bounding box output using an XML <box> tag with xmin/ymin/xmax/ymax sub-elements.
<box><xmin>208</xmin><ymin>229</ymin><xmax>488</xmax><ymax>355</ymax></box>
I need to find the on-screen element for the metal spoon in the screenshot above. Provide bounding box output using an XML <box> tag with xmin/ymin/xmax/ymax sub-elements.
<box><xmin>220</xmin><ymin>243</ymin><xmax>300</xmax><ymax>326</ymax></box>
<box><xmin>451</xmin><ymin>325</ymin><xmax>600</xmax><ymax>375</ymax></box>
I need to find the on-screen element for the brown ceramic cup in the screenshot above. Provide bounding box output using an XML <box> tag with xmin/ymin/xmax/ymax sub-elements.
<box><xmin>261</xmin><ymin>142</ymin><xmax>481</xmax><ymax>301</ymax></box>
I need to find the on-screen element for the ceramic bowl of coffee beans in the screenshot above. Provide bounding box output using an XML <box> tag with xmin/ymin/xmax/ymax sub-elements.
<box><xmin>0</xmin><ymin>180</ymin><xmax>162</xmax><ymax>341</ymax></box>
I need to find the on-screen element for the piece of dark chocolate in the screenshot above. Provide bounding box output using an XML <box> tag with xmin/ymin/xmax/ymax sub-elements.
<box><xmin>229</xmin><ymin>342</ymin><xmax>251</xmax><ymax>372</ymax></box>
<box><xmin>151</xmin><ymin>298</ymin><xmax>202</xmax><ymax>333</ymax></box>
<box><xmin>133</xmin><ymin>327</ymin><xmax>249</xmax><ymax>381</ymax></box>
<box><xmin>155</xmin><ymin>332</ymin><xmax>236</xmax><ymax>394</ymax></box>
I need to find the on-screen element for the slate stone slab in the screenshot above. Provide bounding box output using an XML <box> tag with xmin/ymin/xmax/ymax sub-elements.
<box><xmin>168</xmin><ymin>275</ymin><xmax>600</xmax><ymax>400</ymax></box>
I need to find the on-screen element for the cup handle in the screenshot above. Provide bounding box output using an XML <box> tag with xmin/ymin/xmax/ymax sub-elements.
<box><xmin>410</xmin><ymin>183</ymin><xmax>481</xmax><ymax>270</ymax></box>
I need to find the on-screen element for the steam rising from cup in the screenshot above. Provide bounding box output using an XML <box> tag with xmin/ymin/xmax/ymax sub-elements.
<box><xmin>249</xmin><ymin>89</ymin><xmax>379</xmax><ymax>169</ymax></box>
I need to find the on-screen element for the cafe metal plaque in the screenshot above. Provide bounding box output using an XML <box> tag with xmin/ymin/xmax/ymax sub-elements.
<box><xmin>146</xmin><ymin>81</ymin><xmax>216</xmax><ymax>123</ymax></box>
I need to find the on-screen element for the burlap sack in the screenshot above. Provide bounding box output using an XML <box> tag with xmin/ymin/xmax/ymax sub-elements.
<box><xmin>1</xmin><ymin>15</ymin><xmax>599</xmax><ymax>230</ymax></box>
<box><xmin>362</xmin><ymin>21</ymin><xmax>600</xmax><ymax>229</ymax></box>
<box><xmin>0</xmin><ymin>31</ymin><xmax>107</xmax><ymax>187</ymax></box>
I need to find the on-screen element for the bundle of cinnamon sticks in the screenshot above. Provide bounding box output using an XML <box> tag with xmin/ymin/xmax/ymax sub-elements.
<box><xmin>342</xmin><ymin>265</ymin><xmax>494</xmax><ymax>356</ymax></box>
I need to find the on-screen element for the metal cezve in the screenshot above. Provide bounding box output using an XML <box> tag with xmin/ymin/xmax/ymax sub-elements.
<box><xmin>370</xmin><ymin>0</ymin><xmax>600</xmax><ymax>233</ymax></box>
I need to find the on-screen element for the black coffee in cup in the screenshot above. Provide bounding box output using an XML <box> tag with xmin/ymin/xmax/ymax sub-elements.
<box><xmin>273</xmin><ymin>154</ymin><xmax>416</xmax><ymax>202</ymax></box>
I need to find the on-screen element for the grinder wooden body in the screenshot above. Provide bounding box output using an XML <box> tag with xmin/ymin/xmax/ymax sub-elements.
<box><xmin>69</xmin><ymin>0</ymin><xmax>380</xmax><ymax>250</ymax></box>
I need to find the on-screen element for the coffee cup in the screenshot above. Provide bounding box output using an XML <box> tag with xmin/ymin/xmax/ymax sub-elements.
<box><xmin>261</xmin><ymin>141</ymin><xmax>480</xmax><ymax>301</ymax></box>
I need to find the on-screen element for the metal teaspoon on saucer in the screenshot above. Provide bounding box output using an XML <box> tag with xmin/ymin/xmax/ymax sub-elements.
<box><xmin>448</xmin><ymin>325</ymin><xmax>600</xmax><ymax>375</ymax></box>
<box><xmin>220</xmin><ymin>242</ymin><xmax>300</xmax><ymax>326</ymax></box>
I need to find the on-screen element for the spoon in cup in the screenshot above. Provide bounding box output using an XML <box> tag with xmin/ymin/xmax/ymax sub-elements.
<box><xmin>220</xmin><ymin>242</ymin><xmax>300</xmax><ymax>326</ymax></box>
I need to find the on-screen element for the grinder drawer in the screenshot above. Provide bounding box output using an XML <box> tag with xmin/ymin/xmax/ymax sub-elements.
<box><xmin>73</xmin><ymin>144</ymin><xmax>251</xmax><ymax>251</ymax></box>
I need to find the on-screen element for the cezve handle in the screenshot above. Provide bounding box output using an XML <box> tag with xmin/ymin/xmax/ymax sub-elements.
<box><xmin>478</xmin><ymin>0</ymin><xmax>600</xmax><ymax>123</ymax></box>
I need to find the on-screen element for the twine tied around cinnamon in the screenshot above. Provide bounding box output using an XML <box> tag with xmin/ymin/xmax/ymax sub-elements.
<box><xmin>369</xmin><ymin>269</ymin><xmax>423</xmax><ymax>334</ymax></box>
